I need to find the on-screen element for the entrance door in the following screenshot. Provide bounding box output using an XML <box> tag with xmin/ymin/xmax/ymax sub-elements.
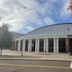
<box><xmin>25</xmin><ymin>40</ymin><xmax>28</xmax><ymax>52</ymax></box>
<box><xmin>20</xmin><ymin>40</ymin><xmax>23</xmax><ymax>51</ymax></box>
<box><xmin>31</xmin><ymin>39</ymin><xmax>35</xmax><ymax>52</ymax></box>
<box><xmin>69</xmin><ymin>38</ymin><xmax>72</xmax><ymax>52</ymax></box>
<box><xmin>59</xmin><ymin>38</ymin><xmax>66</xmax><ymax>53</ymax></box>
<box><xmin>39</xmin><ymin>39</ymin><xmax>44</xmax><ymax>52</ymax></box>
<box><xmin>48</xmin><ymin>38</ymin><xmax>54</xmax><ymax>52</ymax></box>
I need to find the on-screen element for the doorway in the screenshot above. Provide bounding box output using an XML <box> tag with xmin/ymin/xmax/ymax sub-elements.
<box><xmin>48</xmin><ymin>38</ymin><xmax>54</xmax><ymax>52</ymax></box>
<box><xmin>25</xmin><ymin>40</ymin><xmax>28</xmax><ymax>52</ymax></box>
<box><xmin>69</xmin><ymin>38</ymin><xmax>72</xmax><ymax>52</ymax></box>
<box><xmin>59</xmin><ymin>38</ymin><xmax>66</xmax><ymax>53</ymax></box>
<box><xmin>39</xmin><ymin>39</ymin><xmax>44</xmax><ymax>52</ymax></box>
<box><xmin>31</xmin><ymin>39</ymin><xmax>35</xmax><ymax>52</ymax></box>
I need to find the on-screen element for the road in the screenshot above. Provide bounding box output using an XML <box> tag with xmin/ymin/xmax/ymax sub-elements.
<box><xmin>0</xmin><ymin>59</ymin><xmax>71</xmax><ymax>72</ymax></box>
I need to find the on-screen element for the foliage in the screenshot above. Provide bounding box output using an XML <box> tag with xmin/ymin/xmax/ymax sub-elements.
<box><xmin>0</xmin><ymin>24</ymin><xmax>13</xmax><ymax>49</ymax></box>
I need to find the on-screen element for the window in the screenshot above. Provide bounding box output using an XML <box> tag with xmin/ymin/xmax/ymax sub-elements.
<box><xmin>39</xmin><ymin>39</ymin><xmax>44</xmax><ymax>52</ymax></box>
<box><xmin>48</xmin><ymin>38</ymin><xmax>54</xmax><ymax>52</ymax></box>
<box><xmin>25</xmin><ymin>40</ymin><xmax>28</xmax><ymax>51</ymax></box>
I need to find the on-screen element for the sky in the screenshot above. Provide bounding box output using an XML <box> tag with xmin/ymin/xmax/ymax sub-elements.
<box><xmin>0</xmin><ymin>0</ymin><xmax>72</xmax><ymax>34</ymax></box>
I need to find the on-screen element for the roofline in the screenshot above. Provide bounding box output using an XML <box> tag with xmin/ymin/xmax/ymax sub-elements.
<box><xmin>25</xmin><ymin>23</ymin><xmax>72</xmax><ymax>36</ymax></box>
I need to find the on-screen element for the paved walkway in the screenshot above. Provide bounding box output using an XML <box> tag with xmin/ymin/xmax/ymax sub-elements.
<box><xmin>0</xmin><ymin>50</ymin><xmax>72</xmax><ymax>61</ymax></box>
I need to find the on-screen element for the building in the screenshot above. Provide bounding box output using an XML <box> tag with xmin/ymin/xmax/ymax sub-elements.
<box><xmin>14</xmin><ymin>23</ymin><xmax>72</xmax><ymax>53</ymax></box>
<box><xmin>10</xmin><ymin>32</ymin><xmax>24</xmax><ymax>50</ymax></box>
<box><xmin>11</xmin><ymin>32</ymin><xmax>24</xmax><ymax>41</ymax></box>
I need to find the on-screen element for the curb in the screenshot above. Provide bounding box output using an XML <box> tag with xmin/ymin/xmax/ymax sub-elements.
<box><xmin>0</xmin><ymin>55</ymin><xmax>72</xmax><ymax>62</ymax></box>
<box><xmin>0</xmin><ymin>58</ymin><xmax>72</xmax><ymax>62</ymax></box>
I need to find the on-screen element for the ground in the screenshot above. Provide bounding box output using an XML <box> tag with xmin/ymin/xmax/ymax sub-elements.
<box><xmin>0</xmin><ymin>59</ymin><xmax>71</xmax><ymax>72</ymax></box>
<box><xmin>0</xmin><ymin>50</ymin><xmax>72</xmax><ymax>72</ymax></box>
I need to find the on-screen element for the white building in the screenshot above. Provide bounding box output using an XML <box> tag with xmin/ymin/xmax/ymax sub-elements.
<box><xmin>14</xmin><ymin>23</ymin><xmax>72</xmax><ymax>53</ymax></box>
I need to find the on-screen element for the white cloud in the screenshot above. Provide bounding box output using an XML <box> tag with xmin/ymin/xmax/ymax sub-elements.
<box><xmin>0</xmin><ymin>0</ymin><xmax>7</xmax><ymax>5</ymax></box>
<box><xmin>60</xmin><ymin>0</ymin><xmax>71</xmax><ymax>18</ymax></box>
<box><xmin>0</xmin><ymin>0</ymin><xmax>39</xmax><ymax>32</ymax></box>
<box><xmin>0</xmin><ymin>0</ymin><xmax>56</xmax><ymax>33</ymax></box>
<box><xmin>26</xmin><ymin>26</ymin><xmax>34</xmax><ymax>31</ymax></box>
<box><xmin>44</xmin><ymin>17</ymin><xmax>54</xmax><ymax>25</ymax></box>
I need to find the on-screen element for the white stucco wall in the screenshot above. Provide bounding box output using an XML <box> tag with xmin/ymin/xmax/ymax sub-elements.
<box><xmin>16</xmin><ymin>23</ymin><xmax>72</xmax><ymax>40</ymax></box>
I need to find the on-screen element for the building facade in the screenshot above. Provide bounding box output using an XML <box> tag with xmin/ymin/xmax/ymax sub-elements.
<box><xmin>14</xmin><ymin>23</ymin><xmax>72</xmax><ymax>53</ymax></box>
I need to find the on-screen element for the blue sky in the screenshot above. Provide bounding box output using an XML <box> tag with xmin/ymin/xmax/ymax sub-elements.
<box><xmin>0</xmin><ymin>0</ymin><xmax>72</xmax><ymax>34</ymax></box>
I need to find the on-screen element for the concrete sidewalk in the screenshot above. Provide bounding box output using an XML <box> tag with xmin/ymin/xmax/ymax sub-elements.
<box><xmin>0</xmin><ymin>50</ymin><xmax>72</xmax><ymax>62</ymax></box>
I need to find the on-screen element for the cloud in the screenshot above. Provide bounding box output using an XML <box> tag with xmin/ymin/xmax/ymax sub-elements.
<box><xmin>0</xmin><ymin>0</ymin><xmax>39</xmax><ymax>32</ymax></box>
<box><xmin>60</xmin><ymin>0</ymin><xmax>71</xmax><ymax>18</ymax></box>
<box><xmin>0</xmin><ymin>0</ymin><xmax>7</xmax><ymax>5</ymax></box>
<box><xmin>1</xmin><ymin>0</ymin><xmax>70</xmax><ymax>33</ymax></box>
<box><xmin>0</xmin><ymin>0</ymin><xmax>56</xmax><ymax>33</ymax></box>
<box><xmin>44</xmin><ymin>17</ymin><xmax>54</xmax><ymax>25</ymax></box>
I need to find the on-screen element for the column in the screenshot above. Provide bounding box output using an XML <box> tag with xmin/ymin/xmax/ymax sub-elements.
<box><xmin>44</xmin><ymin>38</ymin><xmax>48</xmax><ymax>52</ymax></box>
<box><xmin>22</xmin><ymin>40</ymin><xmax>25</xmax><ymax>52</ymax></box>
<box><xmin>54</xmin><ymin>38</ymin><xmax>59</xmax><ymax>53</ymax></box>
<box><xmin>66</xmin><ymin>38</ymin><xmax>69</xmax><ymax>52</ymax></box>
<box><xmin>14</xmin><ymin>41</ymin><xmax>16</xmax><ymax>50</ymax></box>
<box><xmin>18</xmin><ymin>40</ymin><xmax>21</xmax><ymax>51</ymax></box>
<box><xmin>28</xmin><ymin>39</ymin><xmax>32</xmax><ymax>52</ymax></box>
<box><xmin>35</xmin><ymin>39</ymin><xmax>39</xmax><ymax>53</ymax></box>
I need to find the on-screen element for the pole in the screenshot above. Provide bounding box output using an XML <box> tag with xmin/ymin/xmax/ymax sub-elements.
<box><xmin>21</xmin><ymin>50</ymin><xmax>23</xmax><ymax>56</ymax></box>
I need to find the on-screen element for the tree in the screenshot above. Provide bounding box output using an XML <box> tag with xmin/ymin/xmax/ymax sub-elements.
<box><xmin>0</xmin><ymin>24</ymin><xmax>13</xmax><ymax>55</ymax></box>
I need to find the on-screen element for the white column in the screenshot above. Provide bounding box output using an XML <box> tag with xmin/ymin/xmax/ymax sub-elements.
<box><xmin>35</xmin><ymin>39</ymin><xmax>39</xmax><ymax>53</ymax></box>
<box><xmin>18</xmin><ymin>40</ymin><xmax>21</xmax><ymax>51</ymax></box>
<box><xmin>14</xmin><ymin>41</ymin><xmax>16</xmax><ymax>50</ymax></box>
<box><xmin>66</xmin><ymin>38</ymin><xmax>69</xmax><ymax>52</ymax></box>
<box><xmin>28</xmin><ymin>39</ymin><xmax>32</xmax><ymax>52</ymax></box>
<box><xmin>15</xmin><ymin>41</ymin><xmax>17</xmax><ymax>50</ymax></box>
<box><xmin>15</xmin><ymin>41</ymin><xmax>17</xmax><ymax>51</ymax></box>
<box><xmin>44</xmin><ymin>38</ymin><xmax>48</xmax><ymax>52</ymax></box>
<box><xmin>54</xmin><ymin>38</ymin><xmax>59</xmax><ymax>53</ymax></box>
<box><xmin>22</xmin><ymin>40</ymin><xmax>25</xmax><ymax>52</ymax></box>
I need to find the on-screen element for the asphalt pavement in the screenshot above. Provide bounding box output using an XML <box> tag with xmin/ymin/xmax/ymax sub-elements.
<box><xmin>0</xmin><ymin>66</ymin><xmax>71</xmax><ymax>72</ymax></box>
<box><xmin>0</xmin><ymin>59</ymin><xmax>71</xmax><ymax>72</ymax></box>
